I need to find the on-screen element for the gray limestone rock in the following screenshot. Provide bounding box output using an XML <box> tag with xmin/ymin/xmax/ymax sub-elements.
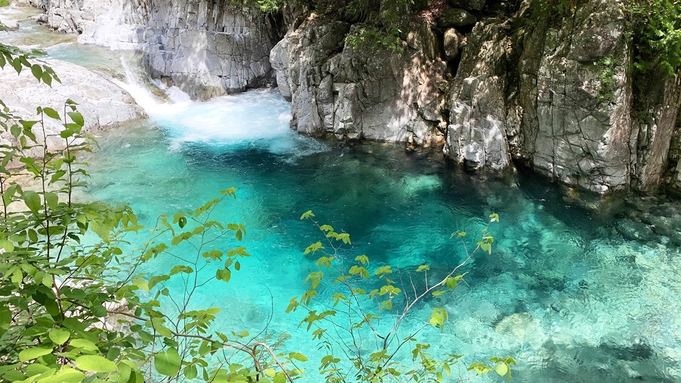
<box><xmin>41</xmin><ymin>0</ymin><xmax>277</xmax><ymax>100</ymax></box>
<box><xmin>508</xmin><ymin>0</ymin><xmax>634</xmax><ymax>193</ymax></box>
<box><xmin>446</xmin><ymin>22</ymin><xmax>510</xmax><ymax>170</ymax></box>
<box><xmin>0</xmin><ymin>15</ymin><xmax>19</xmax><ymax>30</ymax></box>
<box><xmin>0</xmin><ymin>59</ymin><xmax>146</xmax><ymax>158</ymax></box>
<box><xmin>271</xmin><ymin>20</ymin><xmax>448</xmax><ymax>146</ymax></box>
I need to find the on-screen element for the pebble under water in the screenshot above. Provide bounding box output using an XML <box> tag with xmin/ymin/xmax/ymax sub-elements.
<box><xmin>3</xmin><ymin>9</ymin><xmax>681</xmax><ymax>381</ymax></box>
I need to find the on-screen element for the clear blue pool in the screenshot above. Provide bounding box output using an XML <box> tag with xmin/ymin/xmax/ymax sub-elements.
<box><xmin>4</xmin><ymin>10</ymin><xmax>681</xmax><ymax>380</ymax></box>
<box><xmin>84</xmin><ymin>86</ymin><xmax>681</xmax><ymax>382</ymax></box>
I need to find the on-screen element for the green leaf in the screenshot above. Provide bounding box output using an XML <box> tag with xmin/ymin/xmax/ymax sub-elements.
<box><xmin>70</xmin><ymin>339</ymin><xmax>99</xmax><ymax>352</ymax></box>
<box><xmin>45</xmin><ymin>192</ymin><xmax>58</xmax><ymax>211</ymax></box>
<box><xmin>216</xmin><ymin>268</ymin><xmax>231</xmax><ymax>283</ymax></box>
<box><xmin>67</xmin><ymin>111</ymin><xmax>84</xmax><ymax>127</ymax></box>
<box><xmin>75</xmin><ymin>355</ymin><xmax>116</xmax><ymax>373</ymax></box>
<box><xmin>288</xmin><ymin>352</ymin><xmax>308</xmax><ymax>362</ymax></box>
<box><xmin>23</xmin><ymin>191</ymin><xmax>41</xmax><ymax>214</ymax></box>
<box><xmin>30</xmin><ymin>64</ymin><xmax>43</xmax><ymax>81</ymax></box>
<box><xmin>184</xmin><ymin>365</ymin><xmax>198</xmax><ymax>379</ymax></box>
<box><xmin>0</xmin><ymin>240</ymin><xmax>14</xmax><ymax>253</ymax></box>
<box><xmin>42</xmin><ymin>108</ymin><xmax>60</xmax><ymax>120</ymax></box>
<box><xmin>41</xmin><ymin>72</ymin><xmax>52</xmax><ymax>86</ymax></box>
<box><xmin>169</xmin><ymin>265</ymin><xmax>193</xmax><ymax>275</ymax></box>
<box><xmin>178</xmin><ymin>216</ymin><xmax>187</xmax><ymax>228</ymax></box>
<box><xmin>300</xmin><ymin>210</ymin><xmax>314</xmax><ymax>220</ymax></box>
<box><xmin>355</xmin><ymin>255</ymin><xmax>369</xmax><ymax>265</ymax></box>
<box><xmin>495</xmin><ymin>363</ymin><xmax>509</xmax><ymax>377</ymax></box>
<box><xmin>39</xmin><ymin>368</ymin><xmax>85</xmax><ymax>383</ymax></box>
<box><xmin>154</xmin><ymin>348</ymin><xmax>181</xmax><ymax>377</ymax></box>
<box><xmin>48</xmin><ymin>328</ymin><xmax>70</xmax><ymax>345</ymax></box>
<box><xmin>19</xmin><ymin>347</ymin><xmax>52</xmax><ymax>362</ymax></box>
<box><xmin>303</xmin><ymin>241</ymin><xmax>323</xmax><ymax>255</ymax></box>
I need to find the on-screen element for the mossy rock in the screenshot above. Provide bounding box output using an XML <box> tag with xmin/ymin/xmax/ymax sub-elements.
<box><xmin>438</xmin><ymin>8</ymin><xmax>476</xmax><ymax>28</ymax></box>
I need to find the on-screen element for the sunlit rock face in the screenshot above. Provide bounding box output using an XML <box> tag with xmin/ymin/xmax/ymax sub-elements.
<box><xmin>0</xmin><ymin>59</ymin><xmax>146</xmax><ymax>157</ymax></box>
<box><xmin>270</xmin><ymin>19</ymin><xmax>449</xmax><ymax>146</ymax></box>
<box><xmin>41</xmin><ymin>0</ymin><xmax>277</xmax><ymax>100</ymax></box>
<box><xmin>446</xmin><ymin>21</ymin><xmax>510</xmax><ymax>171</ymax></box>
<box><xmin>443</xmin><ymin>0</ymin><xmax>681</xmax><ymax>194</ymax></box>
<box><xmin>510</xmin><ymin>0</ymin><xmax>634</xmax><ymax>193</ymax></box>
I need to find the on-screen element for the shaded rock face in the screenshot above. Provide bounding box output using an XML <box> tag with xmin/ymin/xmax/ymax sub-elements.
<box><xmin>0</xmin><ymin>59</ymin><xmax>146</xmax><ymax>158</ymax></box>
<box><xmin>271</xmin><ymin>20</ymin><xmax>449</xmax><ymax>145</ymax></box>
<box><xmin>632</xmin><ymin>72</ymin><xmax>681</xmax><ymax>191</ymax></box>
<box><xmin>42</xmin><ymin>0</ymin><xmax>277</xmax><ymax>100</ymax></box>
<box><xmin>142</xmin><ymin>1</ymin><xmax>276</xmax><ymax>100</ymax></box>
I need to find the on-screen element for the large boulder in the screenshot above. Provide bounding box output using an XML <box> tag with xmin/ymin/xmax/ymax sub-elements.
<box><xmin>0</xmin><ymin>59</ymin><xmax>146</xmax><ymax>157</ymax></box>
<box><xmin>40</xmin><ymin>0</ymin><xmax>277</xmax><ymax>100</ymax></box>
<box><xmin>438</xmin><ymin>8</ymin><xmax>476</xmax><ymax>28</ymax></box>
<box><xmin>271</xmin><ymin>19</ymin><xmax>449</xmax><ymax>146</ymax></box>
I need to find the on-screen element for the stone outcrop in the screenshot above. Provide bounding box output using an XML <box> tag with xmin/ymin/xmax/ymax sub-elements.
<box><xmin>31</xmin><ymin>0</ymin><xmax>681</xmax><ymax>194</ymax></box>
<box><xmin>40</xmin><ymin>0</ymin><xmax>277</xmax><ymax>100</ymax></box>
<box><xmin>270</xmin><ymin>19</ymin><xmax>449</xmax><ymax>146</ymax></box>
<box><xmin>446</xmin><ymin>21</ymin><xmax>510</xmax><ymax>170</ymax></box>
<box><xmin>507</xmin><ymin>0</ymin><xmax>635</xmax><ymax>193</ymax></box>
<box><xmin>0</xmin><ymin>59</ymin><xmax>146</xmax><ymax>156</ymax></box>
<box><xmin>268</xmin><ymin>0</ymin><xmax>681</xmax><ymax>193</ymax></box>
<box><xmin>632</xmin><ymin>71</ymin><xmax>681</xmax><ymax>191</ymax></box>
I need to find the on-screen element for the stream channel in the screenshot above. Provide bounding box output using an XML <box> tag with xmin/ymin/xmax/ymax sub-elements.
<box><xmin>3</xmin><ymin>6</ymin><xmax>681</xmax><ymax>382</ymax></box>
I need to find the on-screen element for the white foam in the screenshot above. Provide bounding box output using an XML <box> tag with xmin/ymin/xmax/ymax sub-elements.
<box><xmin>114</xmin><ymin>59</ymin><xmax>327</xmax><ymax>156</ymax></box>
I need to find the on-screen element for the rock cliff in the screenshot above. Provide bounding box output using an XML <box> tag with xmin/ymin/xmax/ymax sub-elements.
<box><xmin>270</xmin><ymin>0</ymin><xmax>681</xmax><ymax>194</ymax></box>
<box><xmin>40</xmin><ymin>0</ymin><xmax>278</xmax><ymax>100</ymax></box>
<box><xmin>32</xmin><ymin>0</ymin><xmax>681</xmax><ymax>194</ymax></box>
<box><xmin>270</xmin><ymin>19</ymin><xmax>449</xmax><ymax>145</ymax></box>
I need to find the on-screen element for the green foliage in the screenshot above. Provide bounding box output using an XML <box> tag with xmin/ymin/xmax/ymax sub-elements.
<box><xmin>291</xmin><ymin>212</ymin><xmax>512</xmax><ymax>382</ymax></box>
<box><xmin>0</xmin><ymin>0</ymin><xmax>9</xmax><ymax>7</ymax></box>
<box><xmin>344</xmin><ymin>25</ymin><xmax>403</xmax><ymax>52</ymax></box>
<box><xmin>0</xmin><ymin>50</ymin><xmax>296</xmax><ymax>383</ymax></box>
<box><xmin>594</xmin><ymin>56</ymin><xmax>619</xmax><ymax>104</ymax></box>
<box><xmin>626</xmin><ymin>0</ymin><xmax>681</xmax><ymax>75</ymax></box>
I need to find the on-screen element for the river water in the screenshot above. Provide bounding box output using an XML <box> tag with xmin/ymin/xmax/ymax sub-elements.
<box><xmin>3</xmin><ymin>6</ymin><xmax>681</xmax><ymax>382</ymax></box>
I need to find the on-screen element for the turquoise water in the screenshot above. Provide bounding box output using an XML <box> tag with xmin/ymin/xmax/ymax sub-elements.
<box><xmin>84</xmin><ymin>86</ymin><xmax>681</xmax><ymax>382</ymax></box>
<box><xmin>4</xmin><ymin>11</ymin><xmax>681</xmax><ymax>381</ymax></box>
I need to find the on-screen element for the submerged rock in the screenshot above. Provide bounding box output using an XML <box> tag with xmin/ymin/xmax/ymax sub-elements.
<box><xmin>616</xmin><ymin>219</ymin><xmax>654</xmax><ymax>242</ymax></box>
